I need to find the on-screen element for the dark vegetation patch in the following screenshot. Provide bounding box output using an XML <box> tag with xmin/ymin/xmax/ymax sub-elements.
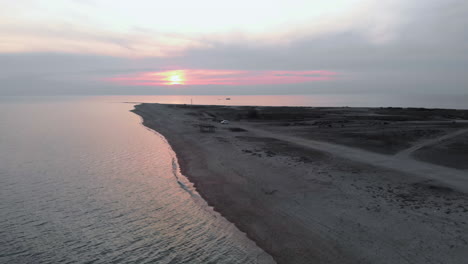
<box><xmin>262</xmin><ymin>188</ymin><xmax>279</xmax><ymax>195</ymax></box>
<box><xmin>298</xmin><ymin>127</ymin><xmax>446</xmax><ymax>155</ymax></box>
<box><xmin>236</xmin><ymin>136</ymin><xmax>279</xmax><ymax>143</ymax></box>
<box><xmin>356</xmin><ymin>179</ymin><xmax>468</xmax><ymax>216</ymax></box>
<box><xmin>345</xmin><ymin>129</ymin><xmax>441</xmax><ymax>153</ymax></box>
<box><xmin>236</xmin><ymin>136</ymin><xmax>328</xmax><ymax>163</ymax></box>
<box><xmin>413</xmin><ymin>133</ymin><xmax>468</xmax><ymax>169</ymax></box>
<box><xmin>168</xmin><ymin>103</ymin><xmax>468</xmax><ymax>122</ymax></box>
<box><xmin>198</xmin><ymin>105</ymin><xmax>468</xmax><ymax>122</ymax></box>
<box><xmin>228</xmin><ymin>127</ymin><xmax>248</xmax><ymax>132</ymax></box>
<box><xmin>375</xmin><ymin>107</ymin><xmax>468</xmax><ymax>120</ymax></box>
<box><xmin>413</xmin><ymin>182</ymin><xmax>454</xmax><ymax>193</ymax></box>
<box><xmin>215</xmin><ymin>137</ymin><xmax>229</xmax><ymax>143</ymax></box>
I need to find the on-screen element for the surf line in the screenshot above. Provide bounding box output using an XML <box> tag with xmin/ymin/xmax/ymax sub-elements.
<box><xmin>172</xmin><ymin>157</ymin><xmax>193</xmax><ymax>195</ymax></box>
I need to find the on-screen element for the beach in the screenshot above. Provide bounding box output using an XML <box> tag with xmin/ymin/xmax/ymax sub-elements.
<box><xmin>132</xmin><ymin>103</ymin><xmax>468</xmax><ymax>264</ymax></box>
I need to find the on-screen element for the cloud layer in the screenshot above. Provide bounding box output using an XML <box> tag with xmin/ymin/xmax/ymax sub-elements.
<box><xmin>0</xmin><ymin>0</ymin><xmax>467</xmax><ymax>108</ymax></box>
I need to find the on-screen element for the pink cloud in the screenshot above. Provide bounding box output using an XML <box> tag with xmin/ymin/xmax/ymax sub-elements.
<box><xmin>106</xmin><ymin>69</ymin><xmax>338</xmax><ymax>86</ymax></box>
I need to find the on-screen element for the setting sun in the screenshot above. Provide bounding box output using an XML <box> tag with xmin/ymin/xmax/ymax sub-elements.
<box><xmin>168</xmin><ymin>74</ymin><xmax>183</xmax><ymax>85</ymax></box>
<box><xmin>165</xmin><ymin>70</ymin><xmax>185</xmax><ymax>85</ymax></box>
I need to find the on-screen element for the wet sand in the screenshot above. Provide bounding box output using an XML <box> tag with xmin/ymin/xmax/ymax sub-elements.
<box><xmin>132</xmin><ymin>103</ymin><xmax>468</xmax><ymax>264</ymax></box>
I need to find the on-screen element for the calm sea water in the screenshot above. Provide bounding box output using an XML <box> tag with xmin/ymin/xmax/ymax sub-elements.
<box><xmin>0</xmin><ymin>97</ymin><xmax>273</xmax><ymax>264</ymax></box>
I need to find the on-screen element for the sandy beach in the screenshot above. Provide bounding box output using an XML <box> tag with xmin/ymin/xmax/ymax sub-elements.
<box><xmin>132</xmin><ymin>103</ymin><xmax>468</xmax><ymax>264</ymax></box>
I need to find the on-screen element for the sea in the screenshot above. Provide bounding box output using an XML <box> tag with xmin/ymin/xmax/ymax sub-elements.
<box><xmin>0</xmin><ymin>96</ymin><xmax>275</xmax><ymax>264</ymax></box>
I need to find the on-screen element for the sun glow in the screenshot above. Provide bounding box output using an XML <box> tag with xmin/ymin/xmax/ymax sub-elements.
<box><xmin>168</xmin><ymin>73</ymin><xmax>184</xmax><ymax>85</ymax></box>
<box><xmin>108</xmin><ymin>69</ymin><xmax>338</xmax><ymax>86</ymax></box>
<box><xmin>166</xmin><ymin>70</ymin><xmax>185</xmax><ymax>85</ymax></box>
<box><xmin>146</xmin><ymin>70</ymin><xmax>186</xmax><ymax>85</ymax></box>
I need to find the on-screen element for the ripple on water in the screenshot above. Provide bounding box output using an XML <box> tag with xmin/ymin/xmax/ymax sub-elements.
<box><xmin>0</xmin><ymin>98</ymin><xmax>274</xmax><ymax>264</ymax></box>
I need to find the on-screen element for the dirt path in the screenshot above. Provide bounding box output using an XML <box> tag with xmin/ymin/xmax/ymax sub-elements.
<box><xmin>238</xmin><ymin>124</ymin><xmax>468</xmax><ymax>193</ymax></box>
<box><xmin>395</xmin><ymin>128</ymin><xmax>468</xmax><ymax>158</ymax></box>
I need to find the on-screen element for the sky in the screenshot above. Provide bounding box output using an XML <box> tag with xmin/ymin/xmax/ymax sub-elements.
<box><xmin>1</xmin><ymin>0</ymin><xmax>467</xmax><ymax>105</ymax></box>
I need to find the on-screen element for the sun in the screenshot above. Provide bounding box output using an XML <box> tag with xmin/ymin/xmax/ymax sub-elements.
<box><xmin>165</xmin><ymin>70</ymin><xmax>185</xmax><ymax>85</ymax></box>
<box><xmin>169</xmin><ymin>74</ymin><xmax>182</xmax><ymax>84</ymax></box>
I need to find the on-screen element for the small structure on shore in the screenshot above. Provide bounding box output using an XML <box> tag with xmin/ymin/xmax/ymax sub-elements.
<box><xmin>199</xmin><ymin>124</ymin><xmax>217</xmax><ymax>133</ymax></box>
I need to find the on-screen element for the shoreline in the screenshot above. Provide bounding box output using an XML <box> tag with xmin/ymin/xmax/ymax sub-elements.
<box><xmin>132</xmin><ymin>104</ymin><xmax>333</xmax><ymax>263</ymax></box>
<box><xmin>132</xmin><ymin>103</ymin><xmax>468</xmax><ymax>264</ymax></box>
<box><xmin>132</xmin><ymin>106</ymin><xmax>282</xmax><ymax>263</ymax></box>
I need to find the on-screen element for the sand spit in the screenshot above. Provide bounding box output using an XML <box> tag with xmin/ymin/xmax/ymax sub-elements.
<box><xmin>132</xmin><ymin>103</ymin><xmax>468</xmax><ymax>264</ymax></box>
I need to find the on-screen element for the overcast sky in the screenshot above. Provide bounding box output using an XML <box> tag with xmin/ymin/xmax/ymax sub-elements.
<box><xmin>1</xmin><ymin>0</ymin><xmax>467</xmax><ymax>106</ymax></box>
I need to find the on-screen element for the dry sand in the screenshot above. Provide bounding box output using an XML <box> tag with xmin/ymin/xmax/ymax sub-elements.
<box><xmin>132</xmin><ymin>103</ymin><xmax>468</xmax><ymax>264</ymax></box>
